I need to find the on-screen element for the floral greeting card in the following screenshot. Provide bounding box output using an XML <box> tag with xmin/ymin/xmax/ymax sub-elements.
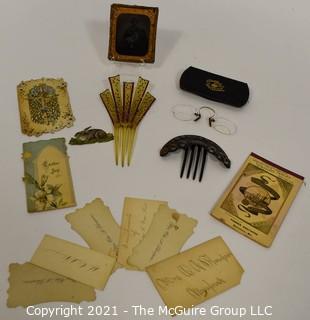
<box><xmin>22</xmin><ymin>138</ymin><xmax>76</xmax><ymax>212</ymax></box>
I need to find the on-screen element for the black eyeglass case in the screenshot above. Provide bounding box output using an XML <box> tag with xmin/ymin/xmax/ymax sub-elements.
<box><xmin>180</xmin><ymin>66</ymin><xmax>249</xmax><ymax>108</ymax></box>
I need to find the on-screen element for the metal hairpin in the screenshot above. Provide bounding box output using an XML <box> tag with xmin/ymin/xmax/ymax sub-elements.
<box><xmin>160</xmin><ymin>135</ymin><xmax>231</xmax><ymax>182</ymax></box>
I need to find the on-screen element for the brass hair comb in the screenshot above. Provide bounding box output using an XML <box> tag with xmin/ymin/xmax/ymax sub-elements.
<box><xmin>100</xmin><ymin>75</ymin><xmax>156</xmax><ymax>166</ymax></box>
<box><xmin>160</xmin><ymin>135</ymin><xmax>231</xmax><ymax>182</ymax></box>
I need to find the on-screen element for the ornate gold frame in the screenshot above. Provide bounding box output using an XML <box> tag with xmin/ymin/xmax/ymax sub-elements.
<box><xmin>108</xmin><ymin>4</ymin><xmax>159</xmax><ymax>63</ymax></box>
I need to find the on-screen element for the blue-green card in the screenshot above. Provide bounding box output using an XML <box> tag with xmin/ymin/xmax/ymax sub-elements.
<box><xmin>22</xmin><ymin>138</ymin><xmax>76</xmax><ymax>213</ymax></box>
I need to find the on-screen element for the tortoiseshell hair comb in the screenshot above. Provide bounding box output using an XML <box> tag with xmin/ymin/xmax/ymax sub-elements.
<box><xmin>100</xmin><ymin>75</ymin><xmax>156</xmax><ymax>166</ymax></box>
<box><xmin>160</xmin><ymin>135</ymin><xmax>231</xmax><ymax>182</ymax></box>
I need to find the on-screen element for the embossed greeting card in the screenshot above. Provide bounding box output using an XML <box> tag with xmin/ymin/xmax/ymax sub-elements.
<box><xmin>17</xmin><ymin>78</ymin><xmax>75</xmax><ymax>136</ymax></box>
<box><xmin>22</xmin><ymin>138</ymin><xmax>76</xmax><ymax>212</ymax></box>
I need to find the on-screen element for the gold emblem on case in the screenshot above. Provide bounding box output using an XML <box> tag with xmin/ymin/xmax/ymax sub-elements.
<box><xmin>206</xmin><ymin>79</ymin><xmax>225</xmax><ymax>92</ymax></box>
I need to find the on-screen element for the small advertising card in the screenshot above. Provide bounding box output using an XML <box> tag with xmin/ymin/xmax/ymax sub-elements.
<box><xmin>211</xmin><ymin>153</ymin><xmax>304</xmax><ymax>247</ymax></box>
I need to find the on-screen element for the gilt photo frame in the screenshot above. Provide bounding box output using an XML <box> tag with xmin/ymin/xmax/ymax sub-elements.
<box><xmin>108</xmin><ymin>4</ymin><xmax>159</xmax><ymax>63</ymax></box>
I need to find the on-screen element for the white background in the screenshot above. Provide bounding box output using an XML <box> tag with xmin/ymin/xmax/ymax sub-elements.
<box><xmin>0</xmin><ymin>0</ymin><xmax>309</xmax><ymax>319</ymax></box>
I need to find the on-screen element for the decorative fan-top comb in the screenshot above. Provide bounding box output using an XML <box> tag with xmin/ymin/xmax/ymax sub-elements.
<box><xmin>100</xmin><ymin>75</ymin><xmax>156</xmax><ymax>166</ymax></box>
<box><xmin>160</xmin><ymin>135</ymin><xmax>231</xmax><ymax>182</ymax></box>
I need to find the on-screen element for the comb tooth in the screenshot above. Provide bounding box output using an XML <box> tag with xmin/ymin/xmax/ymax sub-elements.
<box><xmin>126</xmin><ymin>127</ymin><xmax>131</xmax><ymax>166</ymax></box>
<box><xmin>192</xmin><ymin>146</ymin><xmax>201</xmax><ymax>180</ymax></box>
<box><xmin>180</xmin><ymin>148</ymin><xmax>189</xmax><ymax>178</ymax></box>
<box><xmin>127</xmin><ymin>128</ymin><xmax>137</xmax><ymax>166</ymax></box>
<box><xmin>125</xmin><ymin>127</ymin><xmax>130</xmax><ymax>164</ymax></box>
<box><xmin>186</xmin><ymin>146</ymin><xmax>195</xmax><ymax>179</ymax></box>
<box><xmin>127</xmin><ymin>128</ymin><xmax>132</xmax><ymax>166</ymax></box>
<box><xmin>120</xmin><ymin>127</ymin><xmax>125</xmax><ymax>167</ymax></box>
<box><xmin>121</xmin><ymin>127</ymin><xmax>124</xmax><ymax>166</ymax></box>
<box><xmin>199</xmin><ymin>149</ymin><xmax>208</xmax><ymax>182</ymax></box>
<box><xmin>121</xmin><ymin>126</ymin><xmax>128</xmax><ymax>167</ymax></box>
<box><xmin>114</xmin><ymin>126</ymin><xmax>119</xmax><ymax>165</ymax></box>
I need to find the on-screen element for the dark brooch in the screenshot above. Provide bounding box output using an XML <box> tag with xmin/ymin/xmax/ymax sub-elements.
<box><xmin>160</xmin><ymin>135</ymin><xmax>231</xmax><ymax>182</ymax></box>
<box><xmin>69</xmin><ymin>127</ymin><xmax>114</xmax><ymax>145</ymax></box>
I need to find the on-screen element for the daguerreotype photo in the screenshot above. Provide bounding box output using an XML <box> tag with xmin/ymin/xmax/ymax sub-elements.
<box><xmin>108</xmin><ymin>4</ymin><xmax>159</xmax><ymax>63</ymax></box>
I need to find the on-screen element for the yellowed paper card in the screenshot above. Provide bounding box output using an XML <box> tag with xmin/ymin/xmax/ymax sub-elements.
<box><xmin>7</xmin><ymin>263</ymin><xmax>96</xmax><ymax>308</ymax></box>
<box><xmin>117</xmin><ymin>197</ymin><xmax>167</xmax><ymax>269</ymax></box>
<box><xmin>31</xmin><ymin>235</ymin><xmax>116</xmax><ymax>289</ymax></box>
<box><xmin>17</xmin><ymin>78</ymin><xmax>75</xmax><ymax>136</ymax></box>
<box><xmin>128</xmin><ymin>205</ymin><xmax>197</xmax><ymax>270</ymax></box>
<box><xmin>146</xmin><ymin>236</ymin><xmax>244</xmax><ymax>313</ymax></box>
<box><xmin>211</xmin><ymin>153</ymin><xmax>304</xmax><ymax>247</ymax></box>
<box><xmin>65</xmin><ymin>198</ymin><xmax>120</xmax><ymax>258</ymax></box>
